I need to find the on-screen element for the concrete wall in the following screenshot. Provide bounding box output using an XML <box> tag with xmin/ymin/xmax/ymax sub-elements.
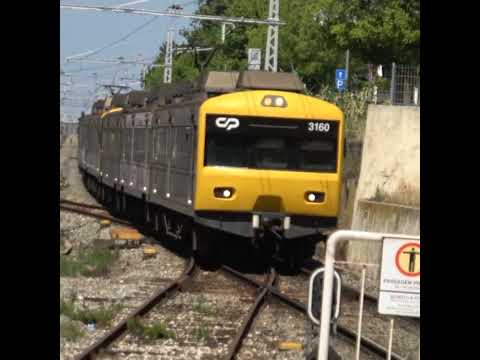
<box><xmin>346</xmin><ymin>105</ymin><xmax>420</xmax><ymax>278</ymax></box>
<box><xmin>347</xmin><ymin>200</ymin><xmax>420</xmax><ymax>272</ymax></box>
<box><xmin>352</xmin><ymin>105</ymin><xmax>419</xmax><ymax>205</ymax></box>
<box><xmin>338</xmin><ymin>141</ymin><xmax>363</xmax><ymax>230</ymax></box>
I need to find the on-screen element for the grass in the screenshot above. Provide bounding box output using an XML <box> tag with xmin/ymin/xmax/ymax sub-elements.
<box><xmin>74</xmin><ymin>306</ymin><xmax>119</xmax><ymax>326</ymax></box>
<box><xmin>126</xmin><ymin>317</ymin><xmax>175</xmax><ymax>340</ymax></box>
<box><xmin>316</xmin><ymin>85</ymin><xmax>372</xmax><ymax>141</ymax></box>
<box><xmin>60</xmin><ymin>246</ymin><xmax>119</xmax><ymax>277</ymax></box>
<box><xmin>145</xmin><ymin>322</ymin><xmax>176</xmax><ymax>340</ymax></box>
<box><xmin>387</xmin><ymin>182</ymin><xmax>420</xmax><ymax>207</ymax></box>
<box><xmin>370</xmin><ymin>183</ymin><xmax>419</xmax><ymax>207</ymax></box>
<box><xmin>193</xmin><ymin>296</ymin><xmax>215</xmax><ymax>317</ymax></box>
<box><xmin>60</xmin><ymin>320</ymin><xmax>84</xmax><ymax>341</ymax></box>
<box><xmin>372</xmin><ymin>185</ymin><xmax>387</xmax><ymax>202</ymax></box>
<box><xmin>195</xmin><ymin>323</ymin><xmax>210</xmax><ymax>341</ymax></box>
<box><xmin>60</xmin><ymin>298</ymin><xmax>122</xmax><ymax>327</ymax></box>
<box><xmin>60</xmin><ymin>299</ymin><xmax>77</xmax><ymax>319</ymax></box>
<box><xmin>126</xmin><ymin>317</ymin><xmax>145</xmax><ymax>337</ymax></box>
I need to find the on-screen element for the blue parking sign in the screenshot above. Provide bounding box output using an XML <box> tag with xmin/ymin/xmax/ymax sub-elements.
<box><xmin>336</xmin><ymin>69</ymin><xmax>346</xmax><ymax>81</ymax></box>
<box><xmin>336</xmin><ymin>68</ymin><xmax>347</xmax><ymax>91</ymax></box>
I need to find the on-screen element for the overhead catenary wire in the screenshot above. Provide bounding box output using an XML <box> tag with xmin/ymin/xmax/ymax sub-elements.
<box><xmin>61</xmin><ymin>63</ymin><xmax>132</xmax><ymax>74</ymax></box>
<box><xmin>65</xmin><ymin>16</ymin><xmax>159</xmax><ymax>61</ymax></box>
<box><xmin>64</xmin><ymin>0</ymin><xmax>199</xmax><ymax>62</ymax></box>
<box><xmin>62</xmin><ymin>1</ymin><xmax>190</xmax><ymax>92</ymax></box>
<box><xmin>60</xmin><ymin>3</ymin><xmax>284</xmax><ymax>26</ymax></box>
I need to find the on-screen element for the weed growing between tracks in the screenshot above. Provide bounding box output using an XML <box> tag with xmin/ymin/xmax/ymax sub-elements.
<box><xmin>60</xmin><ymin>299</ymin><xmax>123</xmax><ymax>328</ymax></box>
<box><xmin>126</xmin><ymin>317</ymin><xmax>176</xmax><ymax>340</ymax></box>
<box><xmin>60</xmin><ymin>320</ymin><xmax>85</xmax><ymax>341</ymax></box>
<box><xmin>60</xmin><ymin>246</ymin><xmax>119</xmax><ymax>277</ymax></box>
<box><xmin>194</xmin><ymin>322</ymin><xmax>210</xmax><ymax>341</ymax></box>
<box><xmin>193</xmin><ymin>295</ymin><xmax>216</xmax><ymax>317</ymax></box>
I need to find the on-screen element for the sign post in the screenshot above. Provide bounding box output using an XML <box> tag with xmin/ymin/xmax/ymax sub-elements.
<box><xmin>335</xmin><ymin>69</ymin><xmax>346</xmax><ymax>92</ymax></box>
<box><xmin>315</xmin><ymin>230</ymin><xmax>419</xmax><ymax>360</ymax></box>
<box><xmin>248</xmin><ymin>48</ymin><xmax>262</xmax><ymax>70</ymax></box>
<box><xmin>378</xmin><ymin>238</ymin><xmax>420</xmax><ymax>318</ymax></box>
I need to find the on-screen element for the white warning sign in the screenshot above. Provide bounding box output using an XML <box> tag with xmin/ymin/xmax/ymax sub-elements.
<box><xmin>379</xmin><ymin>238</ymin><xmax>420</xmax><ymax>318</ymax></box>
<box><xmin>248</xmin><ymin>48</ymin><xmax>262</xmax><ymax>70</ymax></box>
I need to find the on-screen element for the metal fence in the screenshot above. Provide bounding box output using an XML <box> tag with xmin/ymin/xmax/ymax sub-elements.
<box><xmin>371</xmin><ymin>64</ymin><xmax>420</xmax><ymax>106</ymax></box>
<box><xmin>305</xmin><ymin>230</ymin><xmax>420</xmax><ymax>360</ymax></box>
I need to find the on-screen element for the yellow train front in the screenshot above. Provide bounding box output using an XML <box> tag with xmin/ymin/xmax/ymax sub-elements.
<box><xmin>193</xmin><ymin>75</ymin><xmax>344</xmax><ymax>264</ymax></box>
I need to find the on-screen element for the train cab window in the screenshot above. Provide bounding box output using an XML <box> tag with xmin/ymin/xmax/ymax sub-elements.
<box><xmin>205</xmin><ymin>115</ymin><xmax>339</xmax><ymax>173</ymax></box>
<box><xmin>252</xmin><ymin>138</ymin><xmax>288</xmax><ymax>170</ymax></box>
<box><xmin>205</xmin><ymin>137</ymin><xmax>246</xmax><ymax>167</ymax></box>
<box><xmin>297</xmin><ymin>139</ymin><xmax>337</xmax><ymax>171</ymax></box>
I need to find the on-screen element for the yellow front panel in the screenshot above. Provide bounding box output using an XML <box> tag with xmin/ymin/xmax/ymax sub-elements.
<box><xmin>194</xmin><ymin>90</ymin><xmax>344</xmax><ymax>217</ymax></box>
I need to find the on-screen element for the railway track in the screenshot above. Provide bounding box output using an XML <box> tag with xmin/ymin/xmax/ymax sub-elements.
<box><xmin>60</xmin><ymin>197</ymin><xmax>412</xmax><ymax>359</ymax></box>
<box><xmin>63</xmin><ymin>240</ymin><xmax>407</xmax><ymax>359</ymax></box>
<box><xmin>224</xmin><ymin>267</ymin><xmax>278</xmax><ymax>360</ymax></box>
<box><xmin>74</xmin><ymin>257</ymin><xmax>197</xmax><ymax>360</ymax></box>
<box><xmin>60</xmin><ymin>198</ymin><xmax>131</xmax><ymax>226</ymax></box>
<box><xmin>218</xmin><ymin>264</ymin><xmax>404</xmax><ymax>360</ymax></box>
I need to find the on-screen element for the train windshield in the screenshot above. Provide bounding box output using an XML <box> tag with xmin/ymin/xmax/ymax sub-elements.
<box><xmin>204</xmin><ymin>115</ymin><xmax>338</xmax><ymax>172</ymax></box>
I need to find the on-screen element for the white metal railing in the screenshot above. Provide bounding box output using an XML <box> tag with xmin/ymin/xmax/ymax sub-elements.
<box><xmin>315</xmin><ymin>230</ymin><xmax>420</xmax><ymax>360</ymax></box>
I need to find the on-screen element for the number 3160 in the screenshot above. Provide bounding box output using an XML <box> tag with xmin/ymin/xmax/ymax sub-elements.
<box><xmin>308</xmin><ymin>122</ymin><xmax>330</xmax><ymax>132</ymax></box>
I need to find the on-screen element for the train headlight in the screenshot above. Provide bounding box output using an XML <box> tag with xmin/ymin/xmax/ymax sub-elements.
<box><xmin>305</xmin><ymin>192</ymin><xmax>325</xmax><ymax>203</ymax></box>
<box><xmin>214</xmin><ymin>187</ymin><xmax>235</xmax><ymax>199</ymax></box>
<box><xmin>262</xmin><ymin>95</ymin><xmax>287</xmax><ymax>108</ymax></box>
<box><xmin>274</xmin><ymin>96</ymin><xmax>285</xmax><ymax>107</ymax></box>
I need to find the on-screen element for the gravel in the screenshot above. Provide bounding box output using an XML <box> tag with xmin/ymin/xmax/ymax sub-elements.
<box><xmin>107</xmin><ymin>270</ymin><xmax>256</xmax><ymax>359</ymax></box>
<box><xmin>60</xmin><ymin>135</ymin><xmax>419</xmax><ymax>359</ymax></box>
<box><xmin>60</xmin><ymin>136</ymin><xmax>186</xmax><ymax>360</ymax></box>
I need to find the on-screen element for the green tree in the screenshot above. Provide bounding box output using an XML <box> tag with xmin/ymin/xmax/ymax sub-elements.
<box><xmin>317</xmin><ymin>0</ymin><xmax>420</xmax><ymax>64</ymax></box>
<box><xmin>145</xmin><ymin>0</ymin><xmax>419</xmax><ymax>92</ymax></box>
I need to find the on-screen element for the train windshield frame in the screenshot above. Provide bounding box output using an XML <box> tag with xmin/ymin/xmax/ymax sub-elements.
<box><xmin>204</xmin><ymin>115</ymin><xmax>339</xmax><ymax>173</ymax></box>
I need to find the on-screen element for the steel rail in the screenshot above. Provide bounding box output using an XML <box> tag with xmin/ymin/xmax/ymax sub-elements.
<box><xmin>75</xmin><ymin>258</ymin><xmax>196</xmax><ymax>360</ymax></box>
<box><xmin>60</xmin><ymin>198</ymin><xmax>105</xmax><ymax>210</ymax></box>
<box><xmin>221</xmin><ymin>265</ymin><xmax>404</xmax><ymax>360</ymax></box>
<box><xmin>60</xmin><ymin>203</ymin><xmax>131</xmax><ymax>226</ymax></box>
<box><xmin>224</xmin><ymin>267</ymin><xmax>278</xmax><ymax>360</ymax></box>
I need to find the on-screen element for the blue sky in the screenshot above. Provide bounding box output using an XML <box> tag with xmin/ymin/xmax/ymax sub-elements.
<box><xmin>60</xmin><ymin>0</ymin><xmax>198</xmax><ymax>120</ymax></box>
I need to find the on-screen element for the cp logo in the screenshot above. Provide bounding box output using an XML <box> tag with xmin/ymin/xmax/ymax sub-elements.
<box><xmin>215</xmin><ymin>117</ymin><xmax>240</xmax><ymax>131</ymax></box>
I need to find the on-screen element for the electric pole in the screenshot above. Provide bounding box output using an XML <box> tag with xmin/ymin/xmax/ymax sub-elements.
<box><xmin>264</xmin><ymin>0</ymin><xmax>280</xmax><ymax>72</ymax></box>
<box><xmin>163</xmin><ymin>26</ymin><xmax>174</xmax><ymax>83</ymax></box>
<box><xmin>221</xmin><ymin>22</ymin><xmax>235</xmax><ymax>43</ymax></box>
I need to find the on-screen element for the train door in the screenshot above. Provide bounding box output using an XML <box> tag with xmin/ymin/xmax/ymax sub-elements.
<box><xmin>120</xmin><ymin>114</ymin><xmax>133</xmax><ymax>194</ymax></box>
<box><xmin>149</xmin><ymin>110</ymin><xmax>170</xmax><ymax>207</ymax></box>
<box><xmin>169</xmin><ymin>106</ymin><xmax>196</xmax><ymax>209</ymax></box>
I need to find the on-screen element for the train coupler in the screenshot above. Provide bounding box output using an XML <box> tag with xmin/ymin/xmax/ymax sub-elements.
<box><xmin>251</xmin><ymin>212</ymin><xmax>291</xmax><ymax>234</ymax></box>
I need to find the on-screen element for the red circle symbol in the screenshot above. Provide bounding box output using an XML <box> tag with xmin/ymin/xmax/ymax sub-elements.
<box><xmin>395</xmin><ymin>242</ymin><xmax>420</xmax><ymax>277</ymax></box>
